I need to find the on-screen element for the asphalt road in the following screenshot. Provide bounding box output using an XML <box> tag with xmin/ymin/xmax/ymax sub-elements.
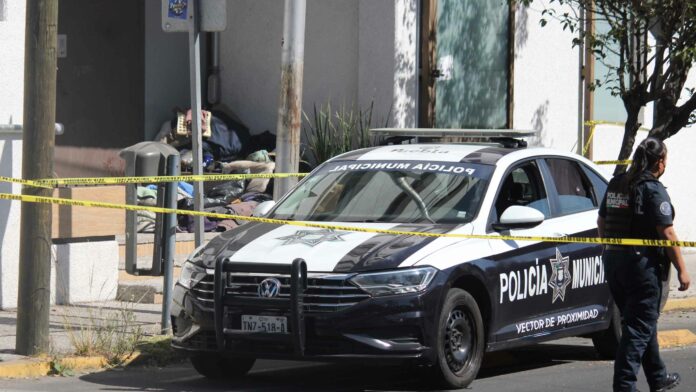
<box><xmin>1</xmin><ymin>311</ymin><xmax>695</xmax><ymax>392</ymax></box>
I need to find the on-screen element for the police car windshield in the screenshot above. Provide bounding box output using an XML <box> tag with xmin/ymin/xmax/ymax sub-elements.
<box><xmin>271</xmin><ymin>161</ymin><xmax>493</xmax><ymax>224</ymax></box>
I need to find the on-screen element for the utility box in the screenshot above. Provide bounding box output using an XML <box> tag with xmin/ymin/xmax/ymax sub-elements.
<box><xmin>120</xmin><ymin>142</ymin><xmax>180</xmax><ymax>276</ymax></box>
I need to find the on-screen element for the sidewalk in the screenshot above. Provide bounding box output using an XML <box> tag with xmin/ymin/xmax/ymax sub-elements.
<box><xmin>0</xmin><ymin>301</ymin><xmax>162</xmax><ymax>365</ymax></box>
<box><xmin>668</xmin><ymin>252</ymin><xmax>696</xmax><ymax>299</ymax></box>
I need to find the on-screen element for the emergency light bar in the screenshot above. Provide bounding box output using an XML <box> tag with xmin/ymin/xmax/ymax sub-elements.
<box><xmin>370</xmin><ymin>128</ymin><xmax>537</xmax><ymax>138</ymax></box>
<box><xmin>371</xmin><ymin>128</ymin><xmax>537</xmax><ymax>148</ymax></box>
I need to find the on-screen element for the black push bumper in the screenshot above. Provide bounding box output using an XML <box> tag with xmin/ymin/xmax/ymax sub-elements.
<box><xmin>171</xmin><ymin>258</ymin><xmax>445</xmax><ymax>363</ymax></box>
<box><xmin>214</xmin><ymin>258</ymin><xmax>309</xmax><ymax>356</ymax></box>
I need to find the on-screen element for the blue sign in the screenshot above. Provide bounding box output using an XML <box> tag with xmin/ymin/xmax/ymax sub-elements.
<box><xmin>168</xmin><ymin>0</ymin><xmax>188</xmax><ymax>20</ymax></box>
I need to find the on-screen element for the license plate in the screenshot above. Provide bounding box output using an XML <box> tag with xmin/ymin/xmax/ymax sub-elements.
<box><xmin>241</xmin><ymin>315</ymin><xmax>288</xmax><ymax>334</ymax></box>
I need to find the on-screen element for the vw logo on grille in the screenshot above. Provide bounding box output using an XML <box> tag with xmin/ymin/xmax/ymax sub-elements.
<box><xmin>257</xmin><ymin>278</ymin><xmax>281</xmax><ymax>298</ymax></box>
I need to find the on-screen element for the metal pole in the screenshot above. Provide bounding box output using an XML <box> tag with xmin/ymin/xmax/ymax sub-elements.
<box><xmin>274</xmin><ymin>0</ymin><xmax>307</xmax><ymax>200</ymax></box>
<box><xmin>16</xmin><ymin>0</ymin><xmax>58</xmax><ymax>355</ymax></box>
<box><xmin>161</xmin><ymin>155</ymin><xmax>180</xmax><ymax>334</ymax></box>
<box><xmin>188</xmin><ymin>0</ymin><xmax>205</xmax><ymax>247</ymax></box>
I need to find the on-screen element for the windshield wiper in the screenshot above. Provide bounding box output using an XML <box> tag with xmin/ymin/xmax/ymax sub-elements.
<box><xmin>389</xmin><ymin>173</ymin><xmax>435</xmax><ymax>224</ymax></box>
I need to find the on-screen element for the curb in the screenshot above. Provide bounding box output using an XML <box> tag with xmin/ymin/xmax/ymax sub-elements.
<box><xmin>0</xmin><ymin>352</ymin><xmax>142</xmax><ymax>379</ymax></box>
<box><xmin>658</xmin><ymin>329</ymin><xmax>696</xmax><ymax>348</ymax></box>
<box><xmin>0</xmin><ymin>358</ymin><xmax>51</xmax><ymax>379</ymax></box>
<box><xmin>663</xmin><ymin>298</ymin><xmax>696</xmax><ymax>313</ymax></box>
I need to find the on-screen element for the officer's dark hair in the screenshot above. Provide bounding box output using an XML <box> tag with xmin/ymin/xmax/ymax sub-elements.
<box><xmin>626</xmin><ymin>137</ymin><xmax>667</xmax><ymax>188</ymax></box>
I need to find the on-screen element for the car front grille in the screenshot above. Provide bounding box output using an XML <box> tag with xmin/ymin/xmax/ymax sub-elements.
<box><xmin>190</xmin><ymin>272</ymin><xmax>370</xmax><ymax>313</ymax></box>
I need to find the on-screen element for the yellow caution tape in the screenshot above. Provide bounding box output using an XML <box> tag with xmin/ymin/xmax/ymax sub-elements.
<box><xmin>0</xmin><ymin>176</ymin><xmax>53</xmax><ymax>189</ymax></box>
<box><xmin>1</xmin><ymin>192</ymin><xmax>694</xmax><ymax>248</ymax></box>
<box><xmin>582</xmin><ymin>120</ymin><xmax>648</xmax><ymax>164</ymax></box>
<box><xmin>594</xmin><ymin>160</ymin><xmax>632</xmax><ymax>165</ymax></box>
<box><xmin>34</xmin><ymin>172</ymin><xmax>308</xmax><ymax>187</ymax></box>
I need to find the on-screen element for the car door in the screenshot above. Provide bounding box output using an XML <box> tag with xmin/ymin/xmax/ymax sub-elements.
<box><xmin>540</xmin><ymin>157</ymin><xmax>610</xmax><ymax>327</ymax></box>
<box><xmin>486</xmin><ymin>159</ymin><xmax>571</xmax><ymax>343</ymax></box>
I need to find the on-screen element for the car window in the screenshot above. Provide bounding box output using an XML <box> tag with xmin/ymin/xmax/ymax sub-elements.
<box><xmin>272</xmin><ymin>161</ymin><xmax>494</xmax><ymax>224</ymax></box>
<box><xmin>494</xmin><ymin>161</ymin><xmax>550</xmax><ymax>219</ymax></box>
<box><xmin>545</xmin><ymin>158</ymin><xmax>596</xmax><ymax>215</ymax></box>
<box><xmin>582</xmin><ymin>165</ymin><xmax>608</xmax><ymax>203</ymax></box>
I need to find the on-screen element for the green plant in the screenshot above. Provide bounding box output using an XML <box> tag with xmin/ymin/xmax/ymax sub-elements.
<box><xmin>303</xmin><ymin>100</ymin><xmax>391</xmax><ymax>166</ymax></box>
<box><xmin>48</xmin><ymin>358</ymin><xmax>75</xmax><ymax>377</ymax></box>
<box><xmin>135</xmin><ymin>336</ymin><xmax>186</xmax><ymax>368</ymax></box>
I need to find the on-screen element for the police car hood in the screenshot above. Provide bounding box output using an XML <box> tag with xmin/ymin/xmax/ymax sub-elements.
<box><xmin>199</xmin><ymin>221</ymin><xmax>474</xmax><ymax>273</ymax></box>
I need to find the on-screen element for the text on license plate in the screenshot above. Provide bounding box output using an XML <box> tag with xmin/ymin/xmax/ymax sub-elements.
<box><xmin>241</xmin><ymin>315</ymin><xmax>287</xmax><ymax>333</ymax></box>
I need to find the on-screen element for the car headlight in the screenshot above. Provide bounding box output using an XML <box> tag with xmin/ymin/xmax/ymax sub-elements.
<box><xmin>178</xmin><ymin>245</ymin><xmax>209</xmax><ymax>289</ymax></box>
<box><xmin>349</xmin><ymin>267</ymin><xmax>438</xmax><ymax>297</ymax></box>
<box><xmin>178</xmin><ymin>261</ymin><xmax>207</xmax><ymax>289</ymax></box>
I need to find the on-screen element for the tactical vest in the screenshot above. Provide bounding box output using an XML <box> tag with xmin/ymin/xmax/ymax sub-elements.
<box><xmin>603</xmin><ymin>172</ymin><xmax>660</xmax><ymax>240</ymax></box>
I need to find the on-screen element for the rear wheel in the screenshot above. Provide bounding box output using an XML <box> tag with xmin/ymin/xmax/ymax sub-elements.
<box><xmin>592</xmin><ymin>303</ymin><xmax>621</xmax><ymax>359</ymax></box>
<box><xmin>190</xmin><ymin>354</ymin><xmax>256</xmax><ymax>379</ymax></box>
<box><xmin>431</xmin><ymin>288</ymin><xmax>485</xmax><ymax>389</ymax></box>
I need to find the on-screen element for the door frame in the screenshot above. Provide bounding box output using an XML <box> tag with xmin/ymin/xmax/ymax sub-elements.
<box><xmin>418</xmin><ymin>0</ymin><xmax>516</xmax><ymax>129</ymax></box>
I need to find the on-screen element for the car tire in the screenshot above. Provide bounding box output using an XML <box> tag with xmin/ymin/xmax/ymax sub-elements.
<box><xmin>592</xmin><ymin>303</ymin><xmax>621</xmax><ymax>359</ymax></box>
<box><xmin>190</xmin><ymin>354</ymin><xmax>256</xmax><ymax>379</ymax></box>
<box><xmin>431</xmin><ymin>288</ymin><xmax>485</xmax><ymax>389</ymax></box>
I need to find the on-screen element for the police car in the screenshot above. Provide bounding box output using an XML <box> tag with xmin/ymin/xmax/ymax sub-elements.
<box><xmin>171</xmin><ymin>129</ymin><xmax>636</xmax><ymax>388</ymax></box>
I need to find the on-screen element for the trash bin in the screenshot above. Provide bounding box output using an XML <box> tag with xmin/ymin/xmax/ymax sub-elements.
<box><xmin>120</xmin><ymin>142</ymin><xmax>180</xmax><ymax>276</ymax></box>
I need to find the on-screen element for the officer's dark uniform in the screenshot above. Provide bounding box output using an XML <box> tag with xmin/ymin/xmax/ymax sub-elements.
<box><xmin>599</xmin><ymin>171</ymin><xmax>674</xmax><ymax>392</ymax></box>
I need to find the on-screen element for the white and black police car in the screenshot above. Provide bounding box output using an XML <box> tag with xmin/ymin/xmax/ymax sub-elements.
<box><xmin>171</xmin><ymin>129</ymin><xmax>646</xmax><ymax>389</ymax></box>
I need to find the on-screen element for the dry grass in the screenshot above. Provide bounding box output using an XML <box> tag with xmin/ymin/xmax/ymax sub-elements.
<box><xmin>61</xmin><ymin>304</ymin><xmax>145</xmax><ymax>366</ymax></box>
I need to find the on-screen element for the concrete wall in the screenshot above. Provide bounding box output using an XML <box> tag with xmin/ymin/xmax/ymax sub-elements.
<box><xmin>220</xmin><ymin>0</ymin><xmax>359</xmax><ymax>136</ymax></box>
<box><xmin>56</xmin><ymin>0</ymin><xmax>145</xmax><ymax>149</ymax></box>
<box><xmin>512</xmin><ymin>2</ymin><xmax>581</xmax><ymax>151</ymax></box>
<box><xmin>357</xmin><ymin>0</ymin><xmax>396</xmax><ymax>127</ymax></box>
<box><xmin>219</xmin><ymin>0</ymin><xmax>409</xmax><ymax>137</ymax></box>
<box><xmin>0</xmin><ymin>0</ymin><xmax>26</xmax><ymax>125</ymax></box>
<box><xmin>0</xmin><ymin>131</ymin><xmax>23</xmax><ymax>309</ymax></box>
<box><xmin>54</xmin><ymin>240</ymin><xmax>119</xmax><ymax>304</ymax></box>
<box><xmin>144</xmin><ymin>0</ymin><xmax>190</xmax><ymax>141</ymax></box>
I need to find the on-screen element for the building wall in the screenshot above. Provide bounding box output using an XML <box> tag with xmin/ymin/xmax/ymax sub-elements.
<box><xmin>512</xmin><ymin>2</ymin><xmax>581</xmax><ymax>152</ymax></box>
<box><xmin>144</xmin><ymin>0</ymin><xmax>190</xmax><ymax>141</ymax></box>
<box><xmin>56</xmin><ymin>0</ymin><xmax>145</xmax><ymax>149</ymax></box>
<box><xmin>0</xmin><ymin>0</ymin><xmax>26</xmax><ymax>125</ymax></box>
<box><xmin>220</xmin><ymin>0</ymin><xmax>360</xmax><ymax>136</ymax></box>
<box><xmin>219</xmin><ymin>0</ymin><xmax>411</xmax><ymax>137</ymax></box>
<box><xmin>357</xmin><ymin>0</ymin><xmax>395</xmax><ymax>126</ymax></box>
<box><xmin>0</xmin><ymin>131</ymin><xmax>23</xmax><ymax>308</ymax></box>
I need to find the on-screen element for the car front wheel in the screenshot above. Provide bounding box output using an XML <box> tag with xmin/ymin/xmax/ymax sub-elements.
<box><xmin>431</xmin><ymin>288</ymin><xmax>485</xmax><ymax>389</ymax></box>
<box><xmin>190</xmin><ymin>354</ymin><xmax>256</xmax><ymax>379</ymax></box>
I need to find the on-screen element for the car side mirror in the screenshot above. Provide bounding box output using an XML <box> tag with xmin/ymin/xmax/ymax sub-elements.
<box><xmin>252</xmin><ymin>200</ymin><xmax>276</xmax><ymax>217</ymax></box>
<box><xmin>492</xmin><ymin>205</ymin><xmax>545</xmax><ymax>231</ymax></box>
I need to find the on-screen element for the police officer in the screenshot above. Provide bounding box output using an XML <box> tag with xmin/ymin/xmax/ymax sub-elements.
<box><xmin>598</xmin><ymin>137</ymin><xmax>691</xmax><ymax>392</ymax></box>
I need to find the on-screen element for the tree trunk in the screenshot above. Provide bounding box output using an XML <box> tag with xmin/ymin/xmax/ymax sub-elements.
<box><xmin>613</xmin><ymin>109</ymin><xmax>641</xmax><ymax>176</ymax></box>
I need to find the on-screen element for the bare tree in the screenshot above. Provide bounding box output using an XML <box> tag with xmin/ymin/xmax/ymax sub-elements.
<box><xmin>520</xmin><ymin>0</ymin><xmax>696</xmax><ymax>175</ymax></box>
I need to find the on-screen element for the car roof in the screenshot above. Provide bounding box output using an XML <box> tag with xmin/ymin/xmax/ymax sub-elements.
<box><xmin>330</xmin><ymin>144</ymin><xmax>597</xmax><ymax>167</ymax></box>
<box><xmin>330</xmin><ymin>144</ymin><xmax>515</xmax><ymax>165</ymax></box>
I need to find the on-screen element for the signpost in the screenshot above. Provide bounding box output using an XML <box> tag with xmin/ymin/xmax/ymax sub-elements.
<box><xmin>160</xmin><ymin>0</ymin><xmax>226</xmax><ymax>333</ymax></box>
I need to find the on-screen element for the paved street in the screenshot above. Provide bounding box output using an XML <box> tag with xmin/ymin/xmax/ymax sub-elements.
<box><xmin>1</xmin><ymin>310</ymin><xmax>694</xmax><ymax>392</ymax></box>
<box><xmin>0</xmin><ymin>342</ymin><xmax>694</xmax><ymax>391</ymax></box>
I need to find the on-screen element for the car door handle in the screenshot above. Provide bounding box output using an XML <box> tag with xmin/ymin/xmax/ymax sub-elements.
<box><xmin>553</xmin><ymin>232</ymin><xmax>569</xmax><ymax>238</ymax></box>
